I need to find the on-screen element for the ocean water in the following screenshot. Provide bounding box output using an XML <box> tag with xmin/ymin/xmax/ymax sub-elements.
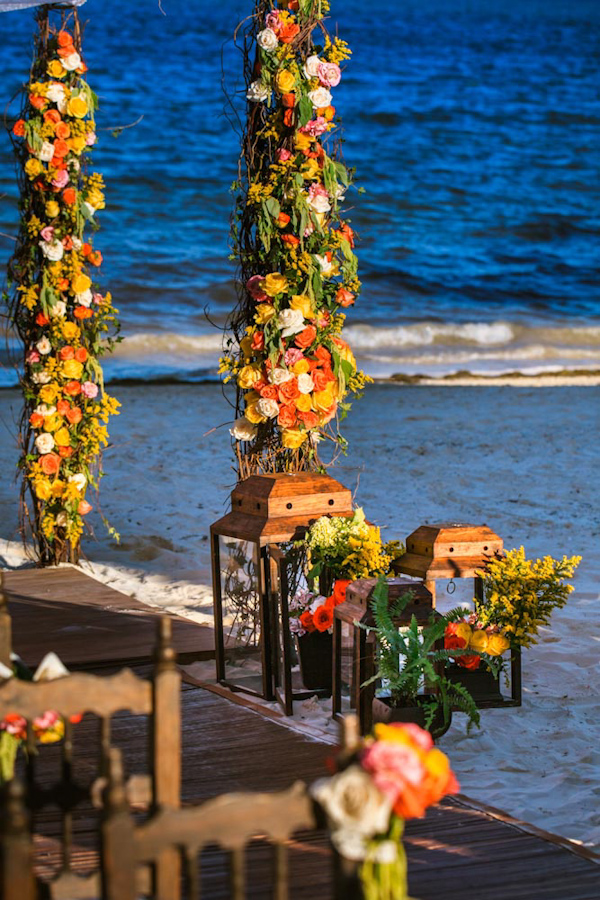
<box><xmin>0</xmin><ymin>0</ymin><xmax>599</xmax><ymax>383</ymax></box>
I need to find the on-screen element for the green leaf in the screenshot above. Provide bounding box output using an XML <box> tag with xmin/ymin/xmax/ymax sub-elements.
<box><xmin>264</xmin><ymin>196</ymin><xmax>280</xmax><ymax>219</ymax></box>
<box><xmin>333</xmin><ymin>161</ymin><xmax>350</xmax><ymax>188</ymax></box>
<box><xmin>298</xmin><ymin>93</ymin><xmax>313</xmax><ymax>128</ymax></box>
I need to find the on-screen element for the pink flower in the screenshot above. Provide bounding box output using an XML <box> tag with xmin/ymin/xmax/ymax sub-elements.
<box><xmin>246</xmin><ymin>274</ymin><xmax>269</xmax><ymax>302</ymax></box>
<box><xmin>40</xmin><ymin>226</ymin><xmax>55</xmax><ymax>242</ymax></box>
<box><xmin>277</xmin><ymin>148</ymin><xmax>292</xmax><ymax>162</ymax></box>
<box><xmin>78</xmin><ymin>500</ymin><xmax>93</xmax><ymax>515</ymax></box>
<box><xmin>86</xmin><ymin>132</ymin><xmax>97</xmax><ymax>146</ymax></box>
<box><xmin>34</xmin><ymin>710</ymin><xmax>60</xmax><ymax>730</ymax></box>
<box><xmin>92</xmin><ymin>292</ymin><xmax>104</xmax><ymax>304</ymax></box>
<box><xmin>387</xmin><ymin>722</ymin><xmax>434</xmax><ymax>752</ymax></box>
<box><xmin>52</xmin><ymin>169</ymin><xmax>69</xmax><ymax>190</ymax></box>
<box><xmin>81</xmin><ymin>381</ymin><xmax>98</xmax><ymax>399</ymax></box>
<box><xmin>265</xmin><ymin>11</ymin><xmax>281</xmax><ymax>32</ymax></box>
<box><xmin>26</xmin><ymin>349</ymin><xmax>41</xmax><ymax>365</ymax></box>
<box><xmin>284</xmin><ymin>348</ymin><xmax>304</xmax><ymax>366</ymax></box>
<box><xmin>300</xmin><ymin>117</ymin><xmax>328</xmax><ymax>138</ymax></box>
<box><xmin>317</xmin><ymin>62</ymin><xmax>341</xmax><ymax>88</ymax></box>
<box><xmin>361</xmin><ymin>741</ymin><xmax>426</xmax><ymax>805</ymax></box>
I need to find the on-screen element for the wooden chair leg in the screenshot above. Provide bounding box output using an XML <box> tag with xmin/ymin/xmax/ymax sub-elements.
<box><xmin>0</xmin><ymin>779</ymin><xmax>36</xmax><ymax>900</ymax></box>
<box><xmin>101</xmin><ymin>750</ymin><xmax>136</xmax><ymax>900</ymax></box>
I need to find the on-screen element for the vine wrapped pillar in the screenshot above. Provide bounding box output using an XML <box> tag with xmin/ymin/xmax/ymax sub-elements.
<box><xmin>222</xmin><ymin>0</ymin><xmax>369</xmax><ymax>478</ymax></box>
<box><xmin>5</xmin><ymin>4</ymin><xmax>120</xmax><ymax>565</ymax></box>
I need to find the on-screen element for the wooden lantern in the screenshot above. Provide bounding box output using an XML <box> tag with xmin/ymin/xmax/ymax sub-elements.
<box><xmin>332</xmin><ymin>577</ymin><xmax>436</xmax><ymax>733</ymax></box>
<box><xmin>211</xmin><ymin>473</ymin><xmax>352</xmax><ymax>703</ymax></box>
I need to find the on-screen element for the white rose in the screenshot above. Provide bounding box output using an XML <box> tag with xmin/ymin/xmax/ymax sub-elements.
<box><xmin>268</xmin><ymin>367</ymin><xmax>293</xmax><ymax>385</ymax></box>
<box><xmin>256</xmin><ymin>398</ymin><xmax>279</xmax><ymax>419</ymax></box>
<box><xmin>229</xmin><ymin>416</ymin><xmax>257</xmax><ymax>442</ymax></box>
<box><xmin>246</xmin><ymin>80</ymin><xmax>270</xmax><ymax>103</ymax></box>
<box><xmin>307</xmin><ymin>193</ymin><xmax>331</xmax><ymax>215</ymax></box>
<box><xmin>303</xmin><ymin>54</ymin><xmax>321</xmax><ymax>79</ymax></box>
<box><xmin>39</xmin><ymin>239</ymin><xmax>64</xmax><ymax>261</ymax></box>
<box><xmin>71</xmin><ymin>237</ymin><xmax>82</xmax><ymax>251</ymax></box>
<box><xmin>68</xmin><ymin>473</ymin><xmax>87</xmax><ymax>491</ymax></box>
<box><xmin>62</xmin><ymin>52</ymin><xmax>82</xmax><ymax>72</ymax></box>
<box><xmin>34</xmin><ymin>404</ymin><xmax>56</xmax><ymax>417</ymax></box>
<box><xmin>82</xmin><ymin>201</ymin><xmax>96</xmax><ymax>217</ymax></box>
<box><xmin>257</xmin><ymin>28</ymin><xmax>278</xmax><ymax>51</ymax></box>
<box><xmin>315</xmin><ymin>254</ymin><xmax>336</xmax><ymax>276</ymax></box>
<box><xmin>35</xmin><ymin>433</ymin><xmax>55</xmax><ymax>454</ymax></box>
<box><xmin>69</xmin><ymin>158</ymin><xmax>81</xmax><ymax>173</ymax></box>
<box><xmin>57</xmin><ymin>96</ymin><xmax>67</xmax><ymax>115</ymax></box>
<box><xmin>311</xmin><ymin>767</ymin><xmax>392</xmax><ymax>842</ymax></box>
<box><xmin>39</xmin><ymin>141</ymin><xmax>54</xmax><ymax>162</ymax></box>
<box><xmin>309</xmin><ymin>595</ymin><xmax>327</xmax><ymax>614</ymax></box>
<box><xmin>277</xmin><ymin>308</ymin><xmax>305</xmax><ymax>337</ymax></box>
<box><xmin>50</xmin><ymin>300</ymin><xmax>67</xmax><ymax>319</ymax></box>
<box><xmin>36</xmin><ymin>337</ymin><xmax>52</xmax><ymax>355</ymax></box>
<box><xmin>310</xmin><ymin>431</ymin><xmax>322</xmax><ymax>445</ymax></box>
<box><xmin>56</xmin><ymin>512</ymin><xmax>68</xmax><ymax>527</ymax></box>
<box><xmin>297</xmin><ymin>373</ymin><xmax>314</xmax><ymax>394</ymax></box>
<box><xmin>308</xmin><ymin>87</ymin><xmax>332</xmax><ymax>109</ymax></box>
<box><xmin>32</xmin><ymin>371</ymin><xmax>51</xmax><ymax>384</ymax></box>
<box><xmin>46</xmin><ymin>83</ymin><xmax>65</xmax><ymax>104</ymax></box>
<box><xmin>333</xmin><ymin>184</ymin><xmax>346</xmax><ymax>205</ymax></box>
<box><xmin>75</xmin><ymin>289</ymin><xmax>93</xmax><ymax>307</ymax></box>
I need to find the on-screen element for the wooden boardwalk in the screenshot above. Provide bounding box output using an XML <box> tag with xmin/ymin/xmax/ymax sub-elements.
<box><xmin>4</xmin><ymin>567</ymin><xmax>599</xmax><ymax>898</ymax></box>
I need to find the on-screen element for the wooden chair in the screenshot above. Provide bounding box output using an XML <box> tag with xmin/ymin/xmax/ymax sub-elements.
<box><xmin>100</xmin><ymin>747</ymin><xmax>320</xmax><ymax>900</ymax></box>
<box><xmin>0</xmin><ymin>614</ymin><xmax>181</xmax><ymax>900</ymax></box>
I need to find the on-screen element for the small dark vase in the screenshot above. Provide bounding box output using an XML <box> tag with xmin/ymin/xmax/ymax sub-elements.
<box><xmin>296</xmin><ymin>631</ymin><xmax>333</xmax><ymax>694</ymax></box>
<box><xmin>372</xmin><ymin>695</ymin><xmax>451</xmax><ymax>740</ymax></box>
<box><xmin>446</xmin><ymin>663</ymin><xmax>504</xmax><ymax>704</ymax></box>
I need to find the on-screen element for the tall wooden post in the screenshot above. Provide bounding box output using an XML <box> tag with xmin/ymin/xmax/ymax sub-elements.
<box><xmin>0</xmin><ymin>573</ymin><xmax>11</xmax><ymax>669</ymax></box>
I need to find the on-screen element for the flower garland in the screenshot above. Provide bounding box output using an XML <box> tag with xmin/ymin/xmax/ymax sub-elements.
<box><xmin>223</xmin><ymin>0</ymin><xmax>370</xmax><ymax>475</ymax></box>
<box><xmin>6</xmin><ymin>8</ymin><xmax>120</xmax><ymax>565</ymax></box>
<box><xmin>305</xmin><ymin>508</ymin><xmax>402</xmax><ymax>581</ymax></box>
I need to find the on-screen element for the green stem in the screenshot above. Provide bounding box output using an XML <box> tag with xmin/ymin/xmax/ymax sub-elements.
<box><xmin>0</xmin><ymin>732</ymin><xmax>20</xmax><ymax>784</ymax></box>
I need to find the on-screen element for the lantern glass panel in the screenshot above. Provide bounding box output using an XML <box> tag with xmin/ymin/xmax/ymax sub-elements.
<box><xmin>218</xmin><ymin>536</ymin><xmax>263</xmax><ymax>695</ymax></box>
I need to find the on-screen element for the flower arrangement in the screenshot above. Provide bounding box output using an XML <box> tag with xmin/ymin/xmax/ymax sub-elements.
<box><xmin>444</xmin><ymin>616</ymin><xmax>511</xmax><ymax>672</ymax></box>
<box><xmin>312</xmin><ymin>720</ymin><xmax>459</xmax><ymax>900</ymax></box>
<box><xmin>223</xmin><ymin>0</ymin><xmax>370</xmax><ymax>474</ymax></box>
<box><xmin>288</xmin><ymin>578</ymin><xmax>349</xmax><ymax>636</ymax></box>
<box><xmin>5</xmin><ymin>8</ymin><xmax>120</xmax><ymax>565</ymax></box>
<box><xmin>305</xmin><ymin>508</ymin><xmax>402</xmax><ymax>582</ymax></box>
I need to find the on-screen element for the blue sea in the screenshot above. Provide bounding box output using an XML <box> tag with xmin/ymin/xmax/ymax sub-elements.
<box><xmin>1</xmin><ymin>0</ymin><xmax>599</xmax><ymax>383</ymax></box>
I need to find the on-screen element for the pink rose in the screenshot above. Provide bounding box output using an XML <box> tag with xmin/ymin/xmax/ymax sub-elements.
<box><xmin>52</xmin><ymin>169</ymin><xmax>69</xmax><ymax>190</ymax></box>
<box><xmin>317</xmin><ymin>62</ymin><xmax>341</xmax><ymax>88</ymax></box>
<box><xmin>284</xmin><ymin>348</ymin><xmax>304</xmax><ymax>366</ymax></box>
<box><xmin>78</xmin><ymin>499</ymin><xmax>93</xmax><ymax>515</ymax></box>
<box><xmin>246</xmin><ymin>274</ymin><xmax>269</xmax><ymax>302</ymax></box>
<box><xmin>277</xmin><ymin>148</ymin><xmax>292</xmax><ymax>162</ymax></box>
<box><xmin>81</xmin><ymin>381</ymin><xmax>98</xmax><ymax>398</ymax></box>
<box><xmin>86</xmin><ymin>132</ymin><xmax>97</xmax><ymax>146</ymax></box>
<box><xmin>300</xmin><ymin>117</ymin><xmax>328</xmax><ymax>137</ymax></box>
<box><xmin>361</xmin><ymin>741</ymin><xmax>426</xmax><ymax>805</ymax></box>
<box><xmin>26</xmin><ymin>349</ymin><xmax>41</xmax><ymax>364</ymax></box>
<box><xmin>92</xmin><ymin>292</ymin><xmax>104</xmax><ymax>304</ymax></box>
<box><xmin>40</xmin><ymin>226</ymin><xmax>55</xmax><ymax>242</ymax></box>
<box><xmin>265</xmin><ymin>11</ymin><xmax>281</xmax><ymax>32</ymax></box>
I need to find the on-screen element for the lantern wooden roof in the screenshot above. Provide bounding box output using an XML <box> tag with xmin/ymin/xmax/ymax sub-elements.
<box><xmin>395</xmin><ymin>523</ymin><xmax>504</xmax><ymax>580</ymax></box>
<box><xmin>211</xmin><ymin>473</ymin><xmax>353</xmax><ymax>546</ymax></box>
<box><xmin>342</xmin><ymin>578</ymin><xmax>434</xmax><ymax>625</ymax></box>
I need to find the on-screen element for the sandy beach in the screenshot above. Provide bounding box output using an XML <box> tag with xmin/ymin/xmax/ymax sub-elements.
<box><xmin>1</xmin><ymin>381</ymin><xmax>599</xmax><ymax>850</ymax></box>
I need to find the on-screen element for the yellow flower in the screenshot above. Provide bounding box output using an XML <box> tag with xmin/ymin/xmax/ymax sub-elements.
<box><xmin>69</xmin><ymin>136</ymin><xmax>87</xmax><ymax>154</ymax></box>
<box><xmin>292</xmin><ymin>358</ymin><xmax>311</xmax><ymax>375</ymax></box>
<box><xmin>290</xmin><ymin>295</ymin><xmax>314</xmax><ymax>319</ymax></box>
<box><xmin>43</xmin><ymin>414</ymin><xmax>62</xmax><ymax>433</ymax></box>
<box><xmin>67</xmin><ymin>96</ymin><xmax>88</xmax><ymax>119</ymax></box>
<box><xmin>281</xmin><ymin>428</ymin><xmax>307</xmax><ymax>449</ymax></box>
<box><xmin>51</xmin><ymin>480</ymin><xmax>65</xmax><ymax>498</ymax></box>
<box><xmin>240</xmin><ymin>336</ymin><xmax>253</xmax><ymax>359</ymax></box>
<box><xmin>424</xmin><ymin>748</ymin><xmax>451</xmax><ymax>779</ymax></box>
<box><xmin>25</xmin><ymin>159</ymin><xmax>43</xmax><ymax>179</ymax></box>
<box><xmin>62</xmin><ymin>359</ymin><xmax>83</xmax><ymax>380</ymax></box>
<box><xmin>86</xmin><ymin>187</ymin><xmax>105</xmax><ymax>210</ymax></box>
<box><xmin>54</xmin><ymin>427</ymin><xmax>71</xmax><ymax>447</ymax></box>
<box><xmin>35</xmin><ymin>480</ymin><xmax>52</xmax><ymax>501</ymax></box>
<box><xmin>245</xmin><ymin>402</ymin><xmax>267</xmax><ymax>425</ymax></box>
<box><xmin>295</xmin><ymin>132</ymin><xmax>312</xmax><ymax>152</ymax></box>
<box><xmin>254</xmin><ymin>303</ymin><xmax>276</xmax><ymax>325</ymax></box>
<box><xmin>486</xmin><ymin>633</ymin><xmax>511</xmax><ymax>657</ymax></box>
<box><xmin>468</xmin><ymin>629</ymin><xmax>489</xmax><ymax>654</ymax></box>
<box><xmin>71</xmin><ymin>273</ymin><xmax>91</xmax><ymax>295</ymax></box>
<box><xmin>301</xmin><ymin>158</ymin><xmax>320</xmax><ymax>181</ymax></box>
<box><xmin>39</xmin><ymin>383</ymin><xmax>59</xmax><ymax>404</ymax></box>
<box><xmin>275</xmin><ymin>69</ymin><xmax>296</xmax><ymax>94</ymax></box>
<box><xmin>263</xmin><ymin>272</ymin><xmax>288</xmax><ymax>297</ymax></box>
<box><xmin>45</xmin><ymin>200</ymin><xmax>60</xmax><ymax>218</ymax></box>
<box><xmin>295</xmin><ymin>393</ymin><xmax>312</xmax><ymax>412</ymax></box>
<box><xmin>237</xmin><ymin>365</ymin><xmax>262</xmax><ymax>389</ymax></box>
<box><xmin>454</xmin><ymin>622</ymin><xmax>472</xmax><ymax>644</ymax></box>
<box><xmin>47</xmin><ymin>59</ymin><xmax>66</xmax><ymax>79</ymax></box>
<box><xmin>62</xmin><ymin>321</ymin><xmax>80</xmax><ymax>341</ymax></box>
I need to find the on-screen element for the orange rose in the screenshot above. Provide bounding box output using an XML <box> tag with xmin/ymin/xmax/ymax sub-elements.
<box><xmin>251</xmin><ymin>331</ymin><xmax>264</xmax><ymax>351</ymax></box>
<box><xmin>56</xmin><ymin>400</ymin><xmax>70</xmax><ymax>415</ymax></box>
<box><xmin>278</xmin><ymin>404</ymin><xmax>297</xmax><ymax>428</ymax></box>
<box><xmin>13</xmin><ymin>119</ymin><xmax>25</xmax><ymax>137</ymax></box>
<box><xmin>88</xmin><ymin>251</ymin><xmax>102</xmax><ymax>267</ymax></box>
<box><xmin>74</xmin><ymin>307</ymin><xmax>93</xmax><ymax>319</ymax></box>
<box><xmin>281</xmin><ymin>233</ymin><xmax>300</xmax><ymax>246</ymax></box>
<box><xmin>59</xmin><ymin>346</ymin><xmax>75</xmax><ymax>360</ymax></box>
<box><xmin>294</xmin><ymin>325</ymin><xmax>317</xmax><ymax>349</ymax></box>
<box><xmin>323</xmin><ymin>105</ymin><xmax>336</xmax><ymax>121</ymax></box>
<box><xmin>62</xmin><ymin>235</ymin><xmax>73</xmax><ymax>251</ymax></box>
<box><xmin>282</xmin><ymin>92</ymin><xmax>296</xmax><ymax>108</ymax></box>
<box><xmin>29</xmin><ymin>412</ymin><xmax>44</xmax><ymax>429</ymax></box>
<box><xmin>82</xmin><ymin>243</ymin><xmax>92</xmax><ymax>256</ymax></box>
<box><xmin>457</xmin><ymin>654</ymin><xmax>481</xmax><ymax>671</ymax></box>
<box><xmin>297</xmin><ymin>409</ymin><xmax>319</xmax><ymax>429</ymax></box>
<box><xmin>313</xmin><ymin>604</ymin><xmax>333</xmax><ymax>632</ymax></box>
<box><xmin>64</xmin><ymin>380</ymin><xmax>81</xmax><ymax>396</ymax></box>
<box><xmin>57</xmin><ymin>30</ymin><xmax>73</xmax><ymax>47</ymax></box>
<box><xmin>78</xmin><ymin>500</ymin><xmax>93</xmax><ymax>516</ymax></box>
<box><xmin>63</xmin><ymin>188</ymin><xmax>77</xmax><ymax>205</ymax></box>
<box><xmin>283</xmin><ymin>109</ymin><xmax>295</xmax><ymax>128</ymax></box>
<box><xmin>36</xmin><ymin>313</ymin><xmax>50</xmax><ymax>326</ymax></box>
<box><xmin>278</xmin><ymin>379</ymin><xmax>300</xmax><ymax>404</ymax></box>
<box><xmin>44</xmin><ymin>109</ymin><xmax>61</xmax><ymax>125</ymax></box>
<box><xmin>312</xmin><ymin>368</ymin><xmax>332</xmax><ymax>392</ymax></box>
<box><xmin>332</xmin><ymin>579</ymin><xmax>351</xmax><ymax>606</ymax></box>
<box><xmin>55</xmin><ymin>121</ymin><xmax>70</xmax><ymax>140</ymax></box>
<box><xmin>58</xmin><ymin>44</ymin><xmax>75</xmax><ymax>59</ymax></box>
<box><xmin>52</xmin><ymin>139</ymin><xmax>69</xmax><ymax>159</ymax></box>
<box><xmin>313</xmin><ymin>346</ymin><xmax>332</xmax><ymax>367</ymax></box>
<box><xmin>339</xmin><ymin>223</ymin><xmax>355</xmax><ymax>248</ymax></box>
<box><xmin>276</xmin><ymin>212</ymin><xmax>291</xmax><ymax>228</ymax></box>
<box><xmin>336</xmin><ymin>288</ymin><xmax>355</xmax><ymax>307</ymax></box>
<box><xmin>58</xmin><ymin>446</ymin><xmax>73</xmax><ymax>458</ymax></box>
<box><xmin>279</xmin><ymin>21</ymin><xmax>300</xmax><ymax>42</ymax></box>
<box><xmin>29</xmin><ymin>95</ymin><xmax>47</xmax><ymax>111</ymax></box>
<box><xmin>299</xmin><ymin>610</ymin><xmax>315</xmax><ymax>633</ymax></box>
<box><xmin>74</xmin><ymin>347</ymin><xmax>88</xmax><ymax>363</ymax></box>
<box><xmin>259</xmin><ymin>384</ymin><xmax>279</xmax><ymax>400</ymax></box>
<box><xmin>66</xmin><ymin>407</ymin><xmax>82</xmax><ymax>425</ymax></box>
<box><xmin>40</xmin><ymin>453</ymin><xmax>61</xmax><ymax>475</ymax></box>
<box><xmin>57</xmin><ymin>278</ymin><xmax>70</xmax><ymax>291</ymax></box>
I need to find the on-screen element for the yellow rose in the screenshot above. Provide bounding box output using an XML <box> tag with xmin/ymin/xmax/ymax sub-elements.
<box><xmin>486</xmin><ymin>633</ymin><xmax>511</xmax><ymax>657</ymax></box>
<box><xmin>45</xmin><ymin>200</ymin><xmax>60</xmax><ymax>218</ymax></box>
<box><xmin>67</xmin><ymin>96</ymin><xmax>88</xmax><ymax>119</ymax></box>
<box><xmin>263</xmin><ymin>272</ymin><xmax>288</xmax><ymax>297</ymax></box>
<box><xmin>51</xmin><ymin>480</ymin><xmax>65</xmax><ymax>498</ymax></box>
<box><xmin>62</xmin><ymin>322</ymin><xmax>80</xmax><ymax>341</ymax></box>
<box><xmin>424</xmin><ymin>747</ymin><xmax>451</xmax><ymax>780</ymax></box>
<box><xmin>295</xmin><ymin>132</ymin><xmax>312</xmax><ymax>152</ymax></box>
<box><xmin>469</xmin><ymin>629</ymin><xmax>489</xmax><ymax>654</ymax></box>
<box><xmin>312</xmin><ymin>386</ymin><xmax>335</xmax><ymax>412</ymax></box>
<box><xmin>240</xmin><ymin>336</ymin><xmax>253</xmax><ymax>360</ymax></box>
<box><xmin>254</xmin><ymin>303</ymin><xmax>275</xmax><ymax>325</ymax></box>
<box><xmin>47</xmin><ymin>60</ymin><xmax>66</xmax><ymax>79</ymax></box>
<box><xmin>295</xmin><ymin>393</ymin><xmax>312</xmax><ymax>412</ymax></box>
<box><xmin>25</xmin><ymin>159</ymin><xmax>42</xmax><ymax>179</ymax></box>
<box><xmin>86</xmin><ymin>187</ymin><xmax>105</xmax><ymax>210</ymax></box>
<box><xmin>454</xmin><ymin>622</ymin><xmax>473</xmax><ymax>644</ymax></box>
<box><xmin>245</xmin><ymin>402</ymin><xmax>267</xmax><ymax>425</ymax></box>
<box><xmin>237</xmin><ymin>365</ymin><xmax>262</xmax><ymax>389</ymax></box>
<box><xmin>290</xmin><ymin>295</ymin><xmax>314</xmax><ymax>319</ymax></box>
<box><xmin>39</xmin><ymin>384</ymin><xmax>59</xmax><ymax>404</ymax></box>
<box><xmin>35</xmin><ymin>480</ymin><xmax>52</xmax><ymax>501</ymax></box>
<box><xmin>62</xmin><ymin>359</ymin><xmax>83</xmax><ymax>380</ymax></box>
<box><xmin>43</xmin><ymin>414</ymin><xmax>62</xmax><ymax>433</ymax></box>
<box><xmin>69</xmin><ymin>136</ymin><xmax>87</xmax><ymax>154</ymax></box>
<box><xmin>292</xmin><ymin>358</ymin><xmax>311</xmax><ymax>375</ymax></box>
<box><xmin>281</xmin><ymin>428</ymin><xmax>307</xmax><ymax>449</ymax></box>
<box><xmin>54</xmin><ymin>427</ymin><xmax>71</xmax><ymax>447</ymax></box>
<box><xmin>275</xmin><ymin>69</ymin><xmax>296</xmax><ymax>94</ymax></box>
<box><xmin>333</xmin><ymin>338</ymin><xmax>356</xmax><ymax>369</ymax></box>
<box><xmin>71</xmin><ymin>273</ymin><xmax>91</xmax><ymax>295</ymax></box>
<box><xmin>37</xmin><ymin>720</ymin><xmax>64</xmax><ymax>743</ymax></box>
<box><xmin>301</xmin><ymin>158</ymin><xmax>320</xmax><ymax>181</ymax></box>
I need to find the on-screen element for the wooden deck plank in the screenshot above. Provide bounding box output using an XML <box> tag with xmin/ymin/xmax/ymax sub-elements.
<box><xmin>3</xmin><ymin>567</ymin><xmax>215</xmax><ymax>667</ymax></box>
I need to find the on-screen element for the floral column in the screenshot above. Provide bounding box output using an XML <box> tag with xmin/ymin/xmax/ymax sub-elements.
<box><xmin>222</xmin><ymin>0</ymin><xmax>369</xmax><ymax>478</ymax></box>
<box><xmin>6</xmin><ymin>7</ymin><xmax>120</xmax><ymax>565</ymax></box>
